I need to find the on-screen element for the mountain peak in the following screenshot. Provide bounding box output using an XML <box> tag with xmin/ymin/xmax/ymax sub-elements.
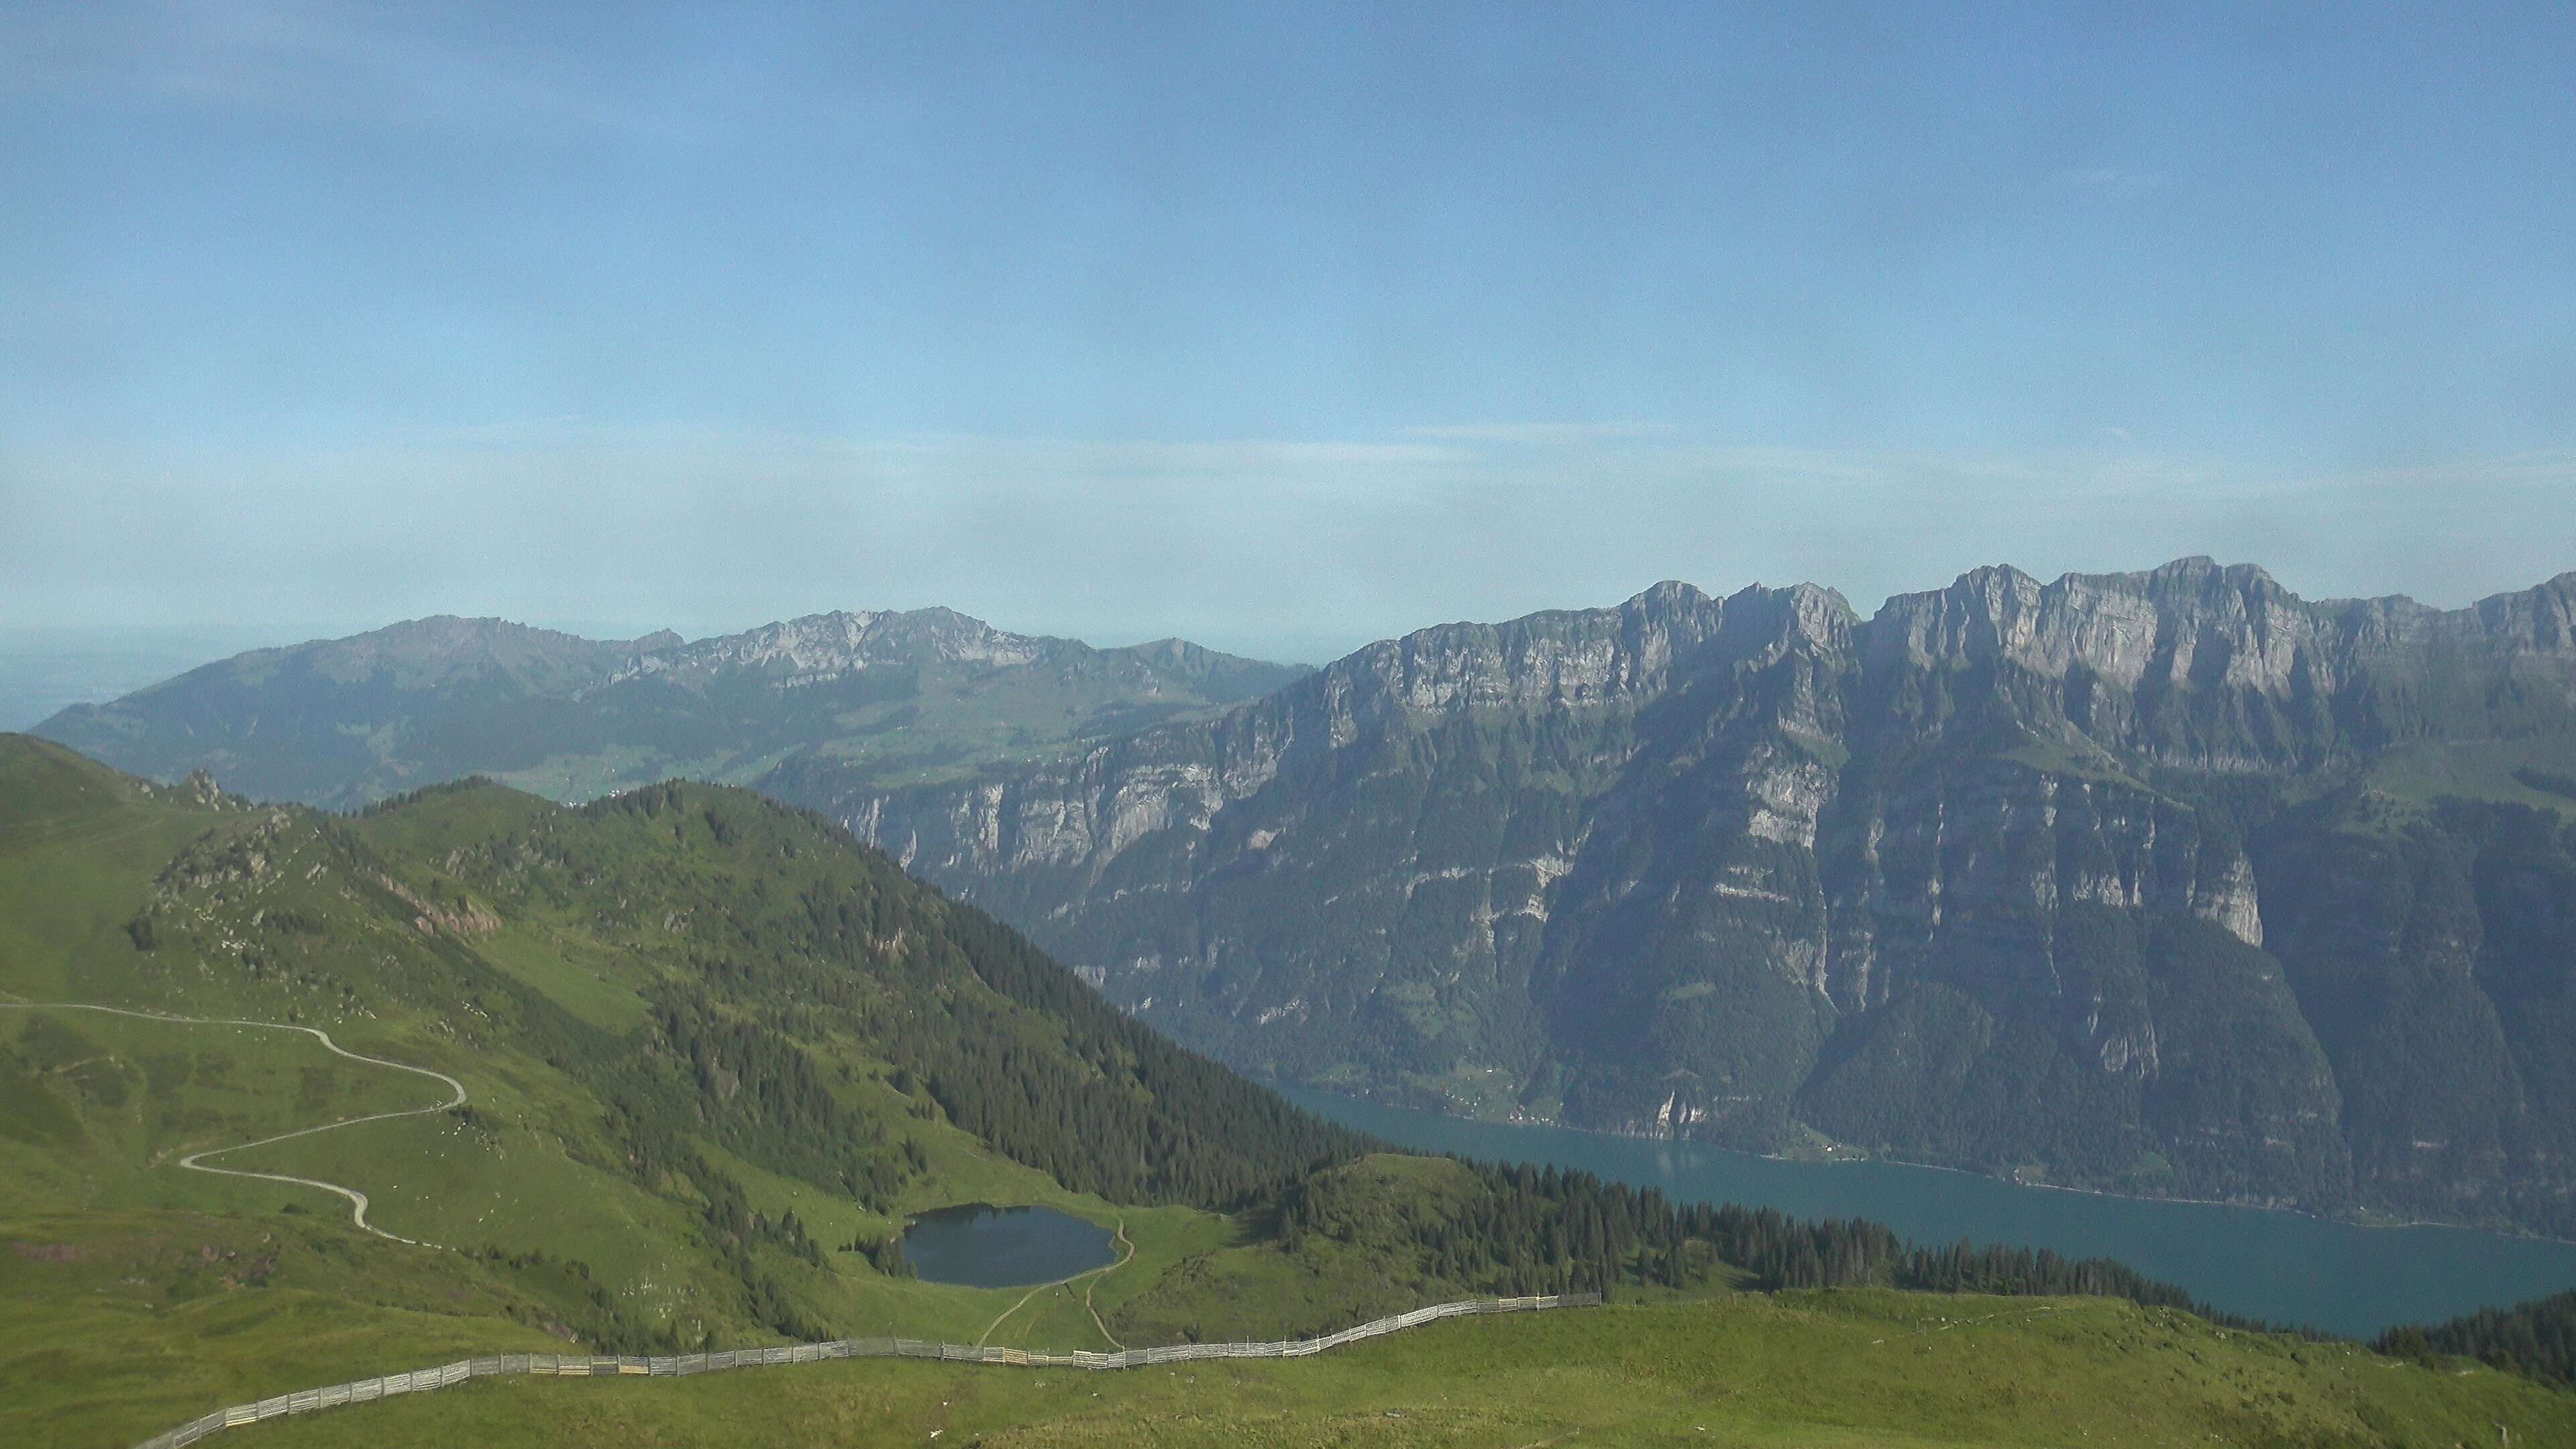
<box><xmin>2145</xmin><ymin>553</ymin><xmax>2222</xmax><ymax>576</ymax></box>
<box><xmin>2133</xmin><ymin>555</ymin><xmax>2286</xmax><ymax>599</ymax></box>
<box><xmin>1734</xmin><ymin>579</ymin><xmax>1856</xmax><ymax>619</ymax></box>
<box><xmin>1626</xmin><ymin>579</ymin><xmax>1713</xmax><ymax>613</ymax></box>
<box><xmin>209</xmin><ymin>614</ymin><xmax>633</xmax><ymax>692</ymax></box>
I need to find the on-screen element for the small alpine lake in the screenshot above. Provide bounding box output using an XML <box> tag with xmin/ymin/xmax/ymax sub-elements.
<box><xmin>1283</xmin><ymin>1087</ymin><xmax>2576</xmax><ymax>1338</ymax></box>
<box><xmin>899</xmin><ymin>1203</ymin><xmax>1116</xmax><ymax>1289</ymax></box>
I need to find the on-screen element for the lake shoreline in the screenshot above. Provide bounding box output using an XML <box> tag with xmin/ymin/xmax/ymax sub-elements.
<box><xmin>1280</xmin><ymin>1080</ymin><xmax>2576</xmax><ymax>1250</ymax></box>
<box><xmin>900</xmin><ymin>1202</ymin><xmax>1118</xmax><ymax>1290</ymax></box>
<box><xmin>1278</xmin><ymin>1083</ymin><xmax>2576</xmax><ymax>1338</ymax></box>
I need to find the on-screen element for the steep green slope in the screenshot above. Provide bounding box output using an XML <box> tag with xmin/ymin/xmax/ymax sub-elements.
<box><xmin>5</xmin><ymin>735</ymin><xmax>1873</xmax><ymax>1442</ymax></box>
<box><xmin>0</xmin><ymin>734</ymin><xmax>1356</xmax><ymax>1445</ymax></box>
<box><xmin>1</xmin><ymin>729</ymin><xmax>1362</xmax><ymax>1234</ymax></box>
<box><xmin>34</xmin><ymin>610</ymin><xmax>1305</xmax><ymax>808</ymax></box>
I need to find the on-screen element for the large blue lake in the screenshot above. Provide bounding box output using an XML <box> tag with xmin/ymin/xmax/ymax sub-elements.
<box><xmin>900</xmin><ymin>1203</ymin><xmax>1115</xmax><ymax>1289</ymax></box>
<box><xmin>1283</xmin><ymin>1087</ymin><xmax>2576</xmax><ymax>1338</ymax></box>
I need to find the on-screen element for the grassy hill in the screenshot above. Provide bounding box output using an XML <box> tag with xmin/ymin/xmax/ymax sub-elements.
<box><xmin>3</xmin><ymin>733</ymin><xmax>2563</xmax><ymax>1448</ymax></box>
<box><xmin>0</xmin><ymin>732</ymin><xmax>1362</xmax><ymax>1444</ymax></box>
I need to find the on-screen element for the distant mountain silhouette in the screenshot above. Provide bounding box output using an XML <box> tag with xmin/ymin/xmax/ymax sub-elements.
<box><xmin>35</xmin><ymin>608</ymin><xmax>1305</xmax><ymax>809</ymax></box>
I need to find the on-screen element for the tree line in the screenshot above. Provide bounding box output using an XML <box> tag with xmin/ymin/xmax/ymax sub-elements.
<box><xmin>1290</xmin><ymin>1156</ymin><xmax>2291</xmax><ymax>1334</ymax></box>
<box><xmin>2379</xmin><ymin>1289</ymin><xmax>2576</xmax><ymax>1386</ymax></box>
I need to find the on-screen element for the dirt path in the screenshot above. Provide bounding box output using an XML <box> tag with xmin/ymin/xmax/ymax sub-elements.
<box><xmin>0</xmin><ymin>1001</ymin><xmax>465</xmax><ymax>1247</ymax></box>
<box><xmin>976</xmin><ymin>1212</ymin><xmax>1135</xmax><ymax>1349</ymax></box>
<box><xmin>1081</xmin><ymin>1218</ymin><xmax>1134</xmax><ymax>1349</ymax></box>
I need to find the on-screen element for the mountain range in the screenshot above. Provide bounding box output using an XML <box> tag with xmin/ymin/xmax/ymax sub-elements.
<box><xmin>33</xmin><ymin>609</ymin><xmax>1304</xmax><ymax>810</ymax></box>
<box><xmin>9</xmin><ymin>732</ymin><xmax>2562</xmax><ymax>1447</ymax></box>
<box><xmin>33</xmin><ymin>561</ymin><xmax>2576</xmax><ymax>1236</ymax></box>
<box><xmin>832</xmin><ymin>559</ymin><xmax>2576</xmax><ymax>1236</ymax></box>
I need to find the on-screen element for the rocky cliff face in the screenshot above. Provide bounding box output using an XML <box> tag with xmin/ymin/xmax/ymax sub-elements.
<box><xmin>836</xmin><ymin>560</ymin><xmax>2576</xmax><ymax>1232</ymax></box>
<box><xmin>600</xmin><ymin>608</ymin><xmax>1053</xmax><ymax>688</ymax></box>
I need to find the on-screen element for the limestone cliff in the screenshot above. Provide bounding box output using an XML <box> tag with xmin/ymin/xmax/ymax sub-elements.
<box><xmin>836</xmin><ymin>560</ymin><xmax>2576</xmax><ymax>1233</ymax></box>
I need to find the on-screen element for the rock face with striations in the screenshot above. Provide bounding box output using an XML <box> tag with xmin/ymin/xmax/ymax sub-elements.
<box><xmin>839</xmin><ymin>559</ymin><xmax>2576</xmax><ymax>1234</ymax></box>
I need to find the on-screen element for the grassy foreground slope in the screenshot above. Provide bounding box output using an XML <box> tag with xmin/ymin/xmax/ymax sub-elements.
<box><xmin>0</xmin><ymin>733</ymin><xmax>1364</xmax><ymax>1445</ymax></box>
<box><xmin>3</xmin><ymin>735</ymin><xmax>1754</xmax><ymax>1441</ymax></box>
<box><xmin>241</xmin><ymin>1295</ymin><xmax>2576</xmax><ymax>1448</ymax></box>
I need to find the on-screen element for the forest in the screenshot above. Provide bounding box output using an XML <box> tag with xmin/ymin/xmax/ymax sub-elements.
<box><xmin>2380</xmin><ymin>1289</ymin><xmax>2576</xmax><ymax>1385</ymax></box>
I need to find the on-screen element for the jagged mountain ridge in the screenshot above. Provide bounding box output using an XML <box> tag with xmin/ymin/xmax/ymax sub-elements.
<box><xmin>35</xmin><ymin>608</ymin><xmax>1307</xmax><ymax>809</ymax></box>
<box><xmin>833</xmin><ymin>559</ymin><xmax>2576</xmax><ymax>1234</ymax></box>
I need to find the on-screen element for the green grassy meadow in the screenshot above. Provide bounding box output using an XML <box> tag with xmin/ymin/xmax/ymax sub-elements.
<box><xmin>213</xmin><ymin>1294</ymin><xmax>2576</xmax><ymax>1449</ymax></box>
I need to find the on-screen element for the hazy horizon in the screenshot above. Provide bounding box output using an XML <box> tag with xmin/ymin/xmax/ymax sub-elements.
<box><xmin>6</xmin><ymin>5</ymin><xmax>2571</xmax><ymax>673</ymax></box>
<box><xmin>11</xmin><ymin>543</ymin><xmax>2576</xmax><ymax>735</ymax></box>
<box><xmin>11</xmin><ymin>545</ymin><xmax>2576</xmax><ymax>677</ymax></box>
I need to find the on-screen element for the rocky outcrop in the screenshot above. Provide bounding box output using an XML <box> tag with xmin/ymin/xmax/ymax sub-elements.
<box><xmin>597</xmin><ymin>608</ymin><xmax>1047</xmax><ymax>690</ymax></box>
<box><xmin>837</xmin><ymin>560</ymin><xmax>2576</xmax><ymax>1232</ymax></box>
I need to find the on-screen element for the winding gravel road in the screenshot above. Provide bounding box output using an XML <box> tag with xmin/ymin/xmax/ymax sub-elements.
<box><xmin>0</xmin><ymin>1002</ymin><xmax>464</xmax><ymax>1247</ymax></box>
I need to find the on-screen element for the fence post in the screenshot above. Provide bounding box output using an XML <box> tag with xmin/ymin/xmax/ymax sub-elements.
<box><xmin>123</xmin><ymin>1295</ymin><xmax>1614</xmax><ymax>1446</ymax></box>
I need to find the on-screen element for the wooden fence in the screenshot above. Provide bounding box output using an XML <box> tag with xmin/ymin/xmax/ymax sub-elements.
<box><xmin>131</xmin><ymin>1293</ymin><xmax>1601</xmax><ymax>1448</ymax></box>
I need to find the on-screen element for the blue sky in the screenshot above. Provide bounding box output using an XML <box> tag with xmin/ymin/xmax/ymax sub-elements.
<box><xmin>3</xmin><ymin>2</ymin><xmax>2571</xmax><ymax>662</ymax></box>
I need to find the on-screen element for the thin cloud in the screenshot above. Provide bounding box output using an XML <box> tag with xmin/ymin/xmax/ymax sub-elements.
<box><xmin>2320</xmin><ymin>447</ymin><xmax>2576</xmax><ymax>489</ymax></box>
<box><xmin>6</xmin><ymin>425</ymin><xmax>2569</xmax><ymax>665</ymax></box>
<box><xmin>1401</xmin><ymin>422</ymin><xmax>1675</xmax><ymax>445</ymax></box>
<box><xmin>2053</xmin><ymin>166</ymin><xmax>2169</xmax><ymax>197</ymax></box>
<box><xmin>0</xmin><ymin>2</ymin><xmax>691</xmax><ymax>142</ymax></box>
